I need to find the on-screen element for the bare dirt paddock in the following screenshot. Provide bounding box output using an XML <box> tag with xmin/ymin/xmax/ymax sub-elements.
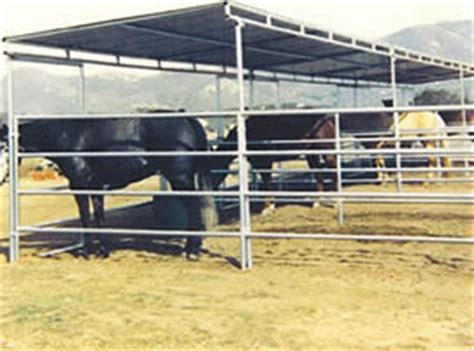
<box><xmin>1</xmin><ymin>178</ymin><xmax>473</xmax><ymax>350</ymax></box>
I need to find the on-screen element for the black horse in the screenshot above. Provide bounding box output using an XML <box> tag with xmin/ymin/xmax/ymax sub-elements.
<box><xmin>15</xmin><ymin>113</ymin><xmax>217</xmax><ymax>260</ymax></box>
<box><xmin>211</xmin><ymin>114</ymin><xmax>337</xmax><ymax>210</ymax></box>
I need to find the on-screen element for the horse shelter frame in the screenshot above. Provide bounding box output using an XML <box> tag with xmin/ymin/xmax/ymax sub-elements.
<box><xmin>4</xmin><ymin>1</ymin><xmax>474</xmax><ymax>269</ymax></box>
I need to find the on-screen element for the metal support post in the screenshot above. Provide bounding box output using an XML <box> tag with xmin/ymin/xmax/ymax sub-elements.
<box><xmin>335</xmin><ymin>113</ymin><xmax>344</xmax><ymax>225</ymax></box>
<box><xmin>215</xmin><ymin>75</ymin><xmax>225</xmax><ymax>139</ymax></box>
<box><xmin>435</xmin><ymin>123</ymin><xmax>442</xmax><ymax>181</ymax></box>
<box><xmin>77</xmin><ymin>65</ymin><xmax>87</xmax><ymax>249</ymax></box>
<box><xmin>459</xmin><ymin>68</ymin><xmax>469</xmax><ymax>176</ymax></box>
<box><xmin>390</xmin><ymin>53</ymin><xmax>402</xmax><ymax>191</ymax></box>
<box><xmin>235</xmin><ymin>21</ymin><xmax>252</xmax><ymax>270</ymax></box>
<box><xmin>249</xmin><ymin>71</ymin><xmax>255</xmax><ymax>109</ymax></box>
<box><xmin>79</xmin><ymin>64</ymin><xmax>86</xmax><ymax>112</ymax></box>
<box><xmin>7</xmin><ymin>56</ymin><xmax>19</xmax><ymax>262</ymax></box>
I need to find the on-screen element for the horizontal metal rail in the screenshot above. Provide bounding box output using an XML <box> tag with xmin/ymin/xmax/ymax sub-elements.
<box><xmin>17</xmin><ymin>147</ymin><xmax>473</xmax><ymax>159</ymax></box>
<box><xmin>19</xmin><ymin>189</ymin><xmax>240</xmax><ymax>197</ymax></box>
<box><xmin>19</xmin><ymin>226</ymin><xmax>240</xmax><ymax>238</ymax></box>
<box><xmin>16</xmin><ymin>188</ymin><xmax>474</xmax><ymax>202</ymax></box>
<box><xmin>341</xmin><ymin>177</ymin><xmax>474</xmax><ymax>185</ymax></box>
<box><xmin>214</xmin><ymin>134</ymin><xmax>474</xmax><ymax>146</ymax></box>
<box><xmin>19</xmin><ymin>226</ymin><xmax>473</xmax><ymax>245</ymax></box>
<box><xmin>251</xmin><ymin>167</ymin><xmax>474</xmax><ymax>174</ymax></box>
<box><xmin>244</xmin><ymin>148</ymin><xmax>472</xmax><ymax>157</ymax></box>
<box><xmin>14</xmin><ymin>104</ymin><xmax>474</xmax><ymax>120</ymax></box>
<box><xmin>247</xmin><ymin>190</ymin><xmax>474</xmax><ymax>201</ymax></box>
<box><xmin>248</xmin><ymin>196</ymin><xmax>472</xmax><ymax>205</ymax></box>
<box><xmin>16</xmin><ymin>111</ymin><xmax>239</xmax><ymax>120</ymax></box>
<box><xmin>18</xmin><ymin>150</ymin><xmax>238</xmax><ymax>158</ymax></box>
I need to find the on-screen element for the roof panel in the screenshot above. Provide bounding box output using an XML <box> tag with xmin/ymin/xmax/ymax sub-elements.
<box><xmin>4</xmin><ymin>1</ymin><xmax>473</xmax><ymax>84</ymax></box>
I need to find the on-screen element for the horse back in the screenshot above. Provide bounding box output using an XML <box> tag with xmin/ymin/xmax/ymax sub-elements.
<box><xmin>398</xmin><ymin>111</ymin><xmax>446</xmax><ymax>131</ymax></box>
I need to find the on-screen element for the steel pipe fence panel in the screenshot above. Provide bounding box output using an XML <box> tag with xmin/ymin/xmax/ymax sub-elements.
<box><xmin>7</xmin><ymin>8</ymin><xmax>474</xmax><ymax>267</ymax></box>
<box><xmin>7</xmin><ymin>56</ymin><xmax>20</xmax><ymax>262</ymax></box>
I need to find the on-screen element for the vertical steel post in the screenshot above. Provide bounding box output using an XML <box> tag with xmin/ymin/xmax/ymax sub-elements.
<box><xmin>459</xmin><ymin>68</ymin><xmax>469</xmax><ymax>176</ymax></box>
<box><xmin>215</xmin><ymin>75</ymin><xmax>225</xmax><ymax>139</ymax></box>
<box><xmin>390</xmin><ymin>53</ymin><xmax>402</xmax><ymax>192</ymax></box>
<box><xmin>78</xmin><ymin>64</ymin><xmax>87</xmax><ymax>247</ymax></box>
<box><xmin>79</xmin><ymin>64</ymin><xmax>85</xmax><ymax>113</ymax></box>
<box><xmin>249</xmin><ymin>71</ymin><xmax>255</xmax><ymax>109</ymax></box>
<box><xmin>235</xmin><ymin>21</ymin><xmax>252</xmax><ymax>270</ymax></box>
<box><xmin>274</xmin><ymin>80</ymin><xmax>282</xmax><ymax>192</ymax></box>
<box><xmin>460</xmin><ymin>69</ymin><xmax>467</xmax><ymax>125</ymax></box>
<box><xmin>334</xmin><ymin>113</ymin><xmax>344</xmax><ymax>225</ymax></box>
<box><xmin>7</xmin><ymin>56</ymin><xmax>19</xmax><ymax>262</ymax></box>
<box><xmin>248</xmin><ymin>71</ymin><xmax>258</xmax><ymax>190</ymax></box>
<box><xmin>435</xmin><ymin>123</ymin><xmax>442</xmax><ymax>181</ymax></box>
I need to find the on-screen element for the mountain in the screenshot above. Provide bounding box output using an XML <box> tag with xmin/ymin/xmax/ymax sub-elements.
<box><xmin>380</xmin><ymin>20</ymin><xmax>472</xmax><ymax>63</ymax></box>
<box><xmin>0</xmin><ymin>20</ymin><xmax>471</xmax><ymax>121</ymax></box>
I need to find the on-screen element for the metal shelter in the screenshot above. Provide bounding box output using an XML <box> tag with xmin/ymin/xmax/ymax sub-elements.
<box><xmin>4</xmin><ymin>0</ymin><xmax>474</xmax><ymax>269</ymax></box>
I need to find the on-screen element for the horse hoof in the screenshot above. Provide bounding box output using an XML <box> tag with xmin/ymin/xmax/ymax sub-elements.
<box><xmin>319</xmin><ymin>199</ymin><xmax>336</xmax><ymax>209</ymax></box>
<box><xmin>186</xmin><ymin>252</ymin><xmax>200</xmax><ymax>262</ymax></box>
<box><xmin>98</xmin><ymin>250</ymin><xmax>110</xmax><ymax>259</ymax></box>
<box><xmin>312</xmin><ymin>201</ymin><xmax>320</xmax><ymax>208</ymax></box>
<box><xmin>74</xmin><ymin>248</ymin><xmax>90</xmax><ymax>259</ymax></box>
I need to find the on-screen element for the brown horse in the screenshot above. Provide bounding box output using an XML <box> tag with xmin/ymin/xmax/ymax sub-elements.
<box><xmin>211</xmin><ymin>114</ymin><xmax>337</xmax><ymax>211</ymax></box>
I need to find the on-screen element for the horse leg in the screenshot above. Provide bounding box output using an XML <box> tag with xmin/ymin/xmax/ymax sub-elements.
<box><xmin>91</xmin><ymin>195</ymin><xmax>109</xmax><ymax>258</ymax></box>
<box><xmin>259</xmin><ymin>160</ymin><xmax>275</xmax><ymax>215</ymax></box>
<box><xmin>440</xmin><ymin>139</ymin><xmax>451</xmax><ymax>178</ymax></box>
<box><xmin>307</xmin><ymin>155</ymin><xmax>324</xmax><ymax>207</ymax></box>
<box><xmin>375</xmin><ymin>154</ymin><xmax>389</xmax><ymax>185</ymax></box>
<box><xmin>167</xmin><ymin>170</ymin><xmax>203</xmax><ymax>261</ymax></box>
<box><xmin>73</xmin><ymin>194</ymin><xmax>93</xmax><ymax>258</ymax></box>
<box><xmin>418</xmin><ymin>141</ymin><xmax>434</xmax><ymax>186</ymax></box>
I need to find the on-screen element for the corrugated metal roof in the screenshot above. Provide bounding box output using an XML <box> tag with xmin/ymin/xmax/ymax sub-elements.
<box><xmin>4</xmin><ymin>1</ymin><xmax>473</xmax><ymax>84</ymax></box>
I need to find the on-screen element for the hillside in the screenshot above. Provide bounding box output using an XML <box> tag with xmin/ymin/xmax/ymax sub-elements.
<box><xmin>381</xmin><ymin>20</ymin><xmax>472</xmax><ymax>63</ymax></box>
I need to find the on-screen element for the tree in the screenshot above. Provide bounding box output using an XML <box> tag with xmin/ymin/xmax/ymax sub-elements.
<box><xmin>413</xmin><ymin>89</ymin><xmax>462</xmax><ymax>105</ymax></box>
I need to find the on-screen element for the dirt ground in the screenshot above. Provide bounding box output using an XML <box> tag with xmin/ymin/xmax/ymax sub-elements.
<box><xmin>0</xmin><ymin>175</ymin><xmax>473</xmax><ymax>350</ymax></box>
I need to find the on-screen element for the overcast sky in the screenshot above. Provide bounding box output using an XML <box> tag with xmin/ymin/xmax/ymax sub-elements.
<box><xmin>1</xmin><ymin>0</ymin><xmax>472</xmax><ymax>39</ymax></box>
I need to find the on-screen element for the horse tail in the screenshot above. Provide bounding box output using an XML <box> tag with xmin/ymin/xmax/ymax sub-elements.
<box><xmin>196</xmin><ymin>166</ymin><xmax>219</xmax><ymax>230</ymax></box>
<box><xmin>208</xmin><ymin>126</ymin><xmax>238</xmax><ymax>189</ymax></box>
